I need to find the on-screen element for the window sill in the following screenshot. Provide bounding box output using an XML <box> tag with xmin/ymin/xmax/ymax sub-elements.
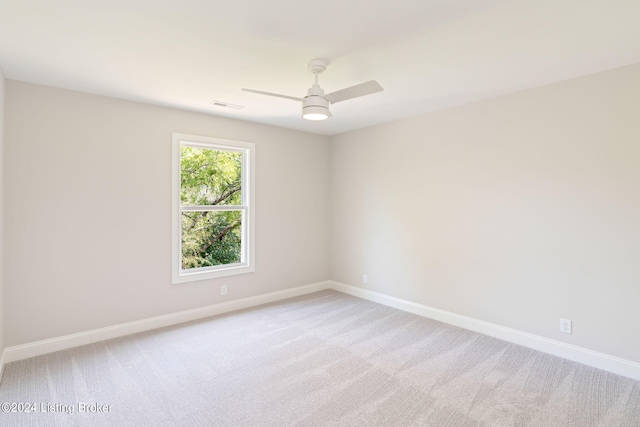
<box><xmin>172</xmin><ymin>263</ymin><xmax>255</xmax><ymax>284</ymax></box>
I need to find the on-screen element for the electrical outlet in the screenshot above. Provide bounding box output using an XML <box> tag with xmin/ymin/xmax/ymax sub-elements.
<box><xmin>560</xmin><ymin>318</ymin><xmax>572</xmax><ymax>334</ymax></box>
<box><xmin>362</xmin><ymin>274</ymin><xmax>368</xmax><ymax>284</ymax></box>
<box><xmin>221</xmin><ymin>285</ymin><xmax>228</xmax><ymax>295</ymax></box>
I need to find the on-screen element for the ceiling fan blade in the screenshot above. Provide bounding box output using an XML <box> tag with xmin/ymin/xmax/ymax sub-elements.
<box><xmin>241</xmin><ymin>88</ymin><xmax>302</xmax><ymax>102</ymax></box>
<box><xmin>324</xmin><ymin>80</ymin><xmax>383</xmax><ymax>104</ymax></box>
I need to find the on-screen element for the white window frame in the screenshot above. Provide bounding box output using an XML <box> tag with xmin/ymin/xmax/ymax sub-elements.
<box><xmin>172</xmin><ymin>133</ymin><xmax>255</xmax><ymax>284</ymax></box>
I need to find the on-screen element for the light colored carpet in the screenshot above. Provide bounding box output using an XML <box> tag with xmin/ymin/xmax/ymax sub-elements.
<box><xmin>1</xmin><ymin>290</ymin><xmax>639</xmax><ymax>426</ymax></box>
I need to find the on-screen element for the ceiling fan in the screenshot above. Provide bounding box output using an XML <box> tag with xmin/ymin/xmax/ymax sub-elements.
<box><xmin>242</xmin><ymin>59</ymin><xmax>383</xmax><ymax>121</ymax></box>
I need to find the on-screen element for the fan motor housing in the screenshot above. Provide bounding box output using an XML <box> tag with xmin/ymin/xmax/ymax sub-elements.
<box><xmin>302</xmin><ymin>95</ymin><xmax>331</xmax><ymax>119</ymax></box>
<box><xmin>302</xmin><ymin>95</ymin><xmax>329</xmax><ymax>109</ymax></box>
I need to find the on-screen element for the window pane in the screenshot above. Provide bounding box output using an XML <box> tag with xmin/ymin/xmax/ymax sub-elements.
<box><xmin>180</xmin><ymin>146</ymin><xmax>242</xmax><ymax>206</ymax></box>
<box><xmin>181</xmin><ymin>210</ymin><xmax>242</xmax><ymax>270</ymax></box>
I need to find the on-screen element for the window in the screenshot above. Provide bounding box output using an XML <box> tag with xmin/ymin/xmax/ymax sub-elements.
<box><xmin>172</xmin><ymin>133</ymin><xmax>255</xmax><ymax>283</ymax></box>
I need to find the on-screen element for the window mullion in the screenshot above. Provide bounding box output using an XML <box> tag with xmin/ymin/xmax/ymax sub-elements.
<box><xmin>181</xmin><ymin>205</ymin><xmax>247</xmax><ymax>212</ymax></box>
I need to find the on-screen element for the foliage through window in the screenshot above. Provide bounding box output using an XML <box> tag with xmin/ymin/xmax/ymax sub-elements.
<box><xmin>172</xmin><ymin>134</ymin><xmax>255</xmax><ymax>283</ymax></box>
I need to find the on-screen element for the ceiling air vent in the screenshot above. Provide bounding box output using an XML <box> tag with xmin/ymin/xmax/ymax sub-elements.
<box><xmin>210</xmin><ymin>100</ymin><xmax>244</xmax><ymax>110</ymax></box>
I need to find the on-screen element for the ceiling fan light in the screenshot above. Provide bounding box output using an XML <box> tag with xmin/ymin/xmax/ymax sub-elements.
<box><xmin>303</xmin><ymin>106</ymin><xmax>331</xmax><ymax>120</ymax></box>
<box><xmin>302</xmin><ymin>95</ymin><xmax>331</xmax><ymax>121</ymax></box>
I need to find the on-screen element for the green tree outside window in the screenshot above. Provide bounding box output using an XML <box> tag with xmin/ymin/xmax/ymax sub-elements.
<box><xmin>180</xmin><ymin>146</ymin><xmax>243</xmax><ymax>269</ymax></box>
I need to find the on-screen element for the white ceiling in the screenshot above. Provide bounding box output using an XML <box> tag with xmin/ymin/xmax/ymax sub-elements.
<box><xmin>1</xmin><ymin>0</ymin><xmax>639</xmax><ymax>136</ymax></box>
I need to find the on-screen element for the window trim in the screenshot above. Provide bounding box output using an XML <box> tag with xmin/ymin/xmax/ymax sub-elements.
<box><xmin>171</xmin><ymin>133</ymin><xmax>255</xmax><ymax>284</ymax></box>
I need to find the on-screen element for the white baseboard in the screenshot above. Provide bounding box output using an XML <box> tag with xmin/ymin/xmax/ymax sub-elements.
<box><xmin>328</xmin><ymin>281</ymin><xmax>640</xmax><ymax>382</ymax></box>
<box><xmin>3</xmin><ymin>279</ymin><xmax>639</xmax><ymax>383</ymax></box>
<box><xmin>2</xmin><ymin>280</ymin><xmax>330</xmax><ymax>365</ymax></box>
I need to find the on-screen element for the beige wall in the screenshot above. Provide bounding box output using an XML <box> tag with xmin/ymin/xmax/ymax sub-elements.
<box><xmin>4</xmin><ymin>81</ymin><xmax>330</xmax><ymax>346</ymax></box>
<box><xmin>4</xmin><ymin>62</ymin><xmax>640</xmax><ymax>365</ymax></box>
<box><xmin>330</xmin><ymin>63</ymin><xmax>640</xmax><ymax>363</ymax></box>
<box><xmin>0</xmin><ymin>68</ymin><xmax>5</xmax><ymax>356</ymax></box>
